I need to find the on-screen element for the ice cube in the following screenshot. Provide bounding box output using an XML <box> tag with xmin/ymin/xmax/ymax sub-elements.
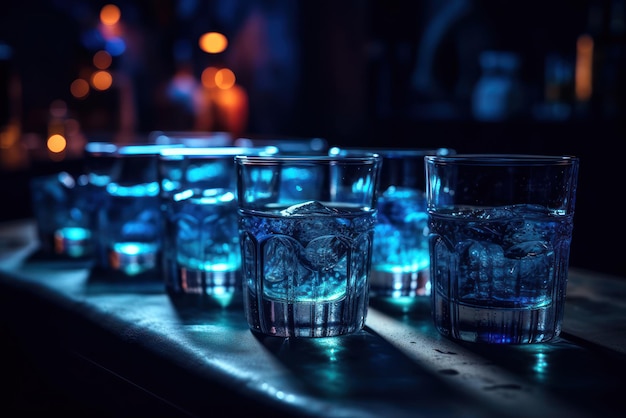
<box><xmin>263</xmin><ymin>235</ymin><xmax>302</xmax><ymax>286</ymax></box>
<box><xmin>458</xmin><ymin>239</ymin><xmax>506</xmax><ymax>299</ymax></box>
<box><xmin>280</xmin><ymin>200</ymin><xmax>339</xmax><ymax>216</ymax></box>
<box><xmin>304</xmin><ymin>235</ymin><xmax>349</xmax><ymax>271</ymax></box>
<box><xmin>505</xmin><ymin>240</ymin><xmax>550</xmax><ymax>260</ymax></box>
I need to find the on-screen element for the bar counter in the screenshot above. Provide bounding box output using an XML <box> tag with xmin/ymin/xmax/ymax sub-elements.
<box><xmin>1</xmin><ymin>219</ymin><xmax>625</xmax><ymax>417</ymax></box>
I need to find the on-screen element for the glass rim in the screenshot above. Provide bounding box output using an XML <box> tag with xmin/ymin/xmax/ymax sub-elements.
<box><xmin>159</xmin><ymin>146</ymin><xmax>279</xmax><ymax>158</ymax></box>
<box><xmin>235</xmin><ymin>154</ymin><xmax>382</xmax><ymax>165</ymax></box>
<box><xmin>84</xmin><ymin>141</ymin><xmax>118</xmax><ymax>154</ymax></box>
<box><xmin>329</xmin><ymin>146</ymin><xmax>454</xmax><ymax>157</ymax></box>
<box><xmin>117</xmin><ymin>143</ymin><xmax>185</xmax><ymax>156</ymax></box>
<box><xmin>425</xmin><ymin>154</ymin><xmax>578</xmax><ymax>166</ymax></box>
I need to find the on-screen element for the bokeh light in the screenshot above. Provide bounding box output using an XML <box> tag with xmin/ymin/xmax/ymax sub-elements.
<box><xmin>105</xmin><ymin>37</ymin><xmax>126</xmax><ymax>56</ymax></box>
<box><xmin>200</xmin><ymin>67</ymin><xmax>236</xmax><ymax>89</ymax></box>
<box><xmin>575</xmin><ymin>34</ymin><xmax>593</xmax><ymax>101</ymax></box>
<box><xmin>100</xmin><ymin>4</ymin><xmax>121</xmax><ymax>26</ymax></box>
<box><xmin>201</xmin><ymin>66</ymin><xmax>219</xmax><ymax>89</ymax></box>
<box><xmin>215</xmin><ymin>68</ymin><xmax>235</xmax><ymax>89</ymax></box>
<box><xmin>70</xmin><ymin>79</ymin><xmax>90</xmax><ymax>99</ymax></box>
<box><xmin>93</xmin><ymin>50</ymin><xmax>112</xmax><ymax>69</ymax></box>
<box><xmin>91</xmin><ymin>70</ymin><xmax>113</xmax><ymax>91</ymax></box>
<box><xmin>199</xmin><ymin>32</ymin><xmax>228</xmax><ymax>54</ymax></box>
<box><xmin>47</xmin><ymin>134</ymin><xmax>67</xmax><ymax>153</ymax></box>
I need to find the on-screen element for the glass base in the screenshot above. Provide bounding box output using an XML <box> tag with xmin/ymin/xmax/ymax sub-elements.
<box><xmin>244</xmin><ymin>290</ymin><xmax>368</xmax><ymax>338</ymax></box>
<box><xmin>54</xmin><ymin>227</ymin><xmax>93</xmax><ymax>258</ymax></box>
<box><xmin>108</xmin><ymin>242</ymin><xmax>159</xmax><ymax>276</ymax></box>
<box><xmin>368</xmin><ymin>269</ymin><xmax>430</xmax><ymax>298</ymax></box>
<box><xmin>37</xmin><ymin>228</ymin><xmax>93</xmax><ymax>259</ymax></box>
<box><xmin>433</xmin><ymin>291</ymin><xmax>562</xmax><ymax>344</ymax></box>
<box><xmin>164</xmin><ymin>263</ymin><xmax>241</xmax><ymax>308</ymax></box>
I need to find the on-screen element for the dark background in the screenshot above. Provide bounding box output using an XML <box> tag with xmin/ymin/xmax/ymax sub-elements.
<box><xmin>1</xmin><ymin>0</ymin><xmax>624</xmax><ymax>277</ymax></box>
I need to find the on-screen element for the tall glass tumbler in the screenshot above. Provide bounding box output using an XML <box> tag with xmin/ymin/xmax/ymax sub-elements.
<box><xmin>425</xmin><ymin>154</ymin><xmax>579</xmax><ymax>344</ymax></box>
<box><xmin>330</xmin><ymin>147</ymin><xmax>453</xmax><ymax>303</ymax></box>
<box><xmin>236</xmin><ymin>154</ymin><xmax>382</xmax><ymax>337</ymax></box>
<box><xmin>83</xmin><ymin>141</ymin><xmax>122</xmax><ymax>258</ymax></box>
<box><xmin>158</xmin><ymin>146</ymin><xmax>278</xmax><ymax>307</ymax></box>
<box><xmin>95</xmin><ymin>144</ymin><xmax>179</xmax><ymax>278</ymax></box>
<box><xmin>30</xmin><ymin>171</ymin><xmax>93</xmax><ymax>259</ymax></box>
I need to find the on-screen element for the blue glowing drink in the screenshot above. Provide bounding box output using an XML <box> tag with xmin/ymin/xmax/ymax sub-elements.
<box><xmin>30</xmin><ymin>172</ymin><xmax>94</xmax><ymax>259</ymax></box>
<box><xmin>240</xmin><ymin>201</ymin><xmax>376</xmax><ymax>337</ymax></box>
<box><xmin>370</xmin><ymin>186</ymin><xmax>430</xmax><ymax>298</ymax></box>
<box><xmin>158</xmin><ymin>146</ymin><xmax>277</xmax><ymax>306</ymax></box>
<box><xmin>236</xmin><ymin>154</ymin><xmax>381</xmax><ymax>337</ymax></box>
<box><xmin>328</xmin><ymin>147</ymin><xmax>453</xmax><ymax>304</ymax></box>
<box><xmin>429</xmin><ymin>204</ymin><xmax>574</xmax><ymax>344</ymax></box>
<box><xmin>93</xmin><ymin>143</ymin><xmax>178</xmax><ymax>278</ymax></box>
<box><xmin>162</xmin><ymin>188</ymin><xmax>240</xmax><ymax>306</ymax></box>
<box><xmin>100</xmin><ymin>184</ymin><xmax>161</xmax><ymax>277</ymax></box>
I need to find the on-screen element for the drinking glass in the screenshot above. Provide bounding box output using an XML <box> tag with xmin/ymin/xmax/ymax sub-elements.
<box><xmin>425</xmin><ymin>154</ymin><xmax>579</xmax><ymax>344</ymax></box>
<box><xmin>94</xmin><ymin>143</ymin><xmax>178</xmax><ymax>278</ymax></box>
<box><xmin>235</xmin><ymin>154</ymin><xmax>382</xmax><ymax>337</ymax></box>
<box><xmin>30</xmin><ymin>171</ymin><xmax>93</xmax><ymax>259</ymax></box>
<box><xmin>158</xmin><ymin>146</ymin><xmax>277</xmax><ymax>307</ymax></box>
<box><xmin>329</xmin><ymin>147</ymin><xmax>453</xmax><ymax>305</ymax></box>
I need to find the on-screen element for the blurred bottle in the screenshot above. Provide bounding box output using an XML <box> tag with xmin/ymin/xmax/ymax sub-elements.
<box><xmin>583</xmin><ymin>0</ymin><xmax>626</xmax><ymax>119</ymax></box>
<box><xmin>599</xmin><ymin>0</ymin><xmax>626</xmax><ymax>119</ymax></box>
<box><xmin>471</xmin><ymin>50</ymin><xmax>524</xmax><ymax>121</ymax></box>
<box><xmin>0</xmin><ymin>40</ymin><xmax>25</xmax><ymax>170</ymax></box>
<box><xmin>532</xmin><ymin>53</ymin><xmax>575</xmax><ymax>121</ymax></box>
<box><xmin>0</xmin><ymin>41</ymin><xmax>10</xmax><ymax>129</ymax></box>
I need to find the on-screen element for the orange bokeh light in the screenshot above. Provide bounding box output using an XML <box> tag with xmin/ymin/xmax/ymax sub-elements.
<box><xmin>201</xmin><ymin>67</ymin><xmax>236</xmax><ymax>89</ymax></box>
<box><xmin>93</xmin><ymin>50</ymin><xmax>112</xmax><ymax>70</ymax></box>
<box><xmin>47</xmin><ymin>134</ymin><xmax>67</xmax><ymax>153</ymax></box>
<box><xmin>212</xmin><ymin>84</ymin><xmax>248</xmax><ymax>137</ymax></box>
<box><xmin>101</xmin><ymin>4</ymin><xmax>121</xmax><ymax>26</ymax></box>
<box><xmin>199</xmin><ymin>32</ymin><xmax>228</xmax><ymax>54</ymax></box>
<box><xmin>215</xmin><ymin>68</ymin><xmax>235</xmax><ymax>89</ymax></box>
<box><xmin>201</xmin><ymin>67</ymin><xmax>219</xmax><ymax>89</ymax></box>
<box><xmin>70</xmin><ymin>79</ymin><xmax>90</xmax><ymax>99</ymax></box>
<box><xmin>575</xmin><ymin>34</ymin><xmax>593</xmax><ymax>101</ymax></box>
<box><xmin>91</xmin><ymin>70</ymin><xmax>113</xmax><ymax>91</ymax></box>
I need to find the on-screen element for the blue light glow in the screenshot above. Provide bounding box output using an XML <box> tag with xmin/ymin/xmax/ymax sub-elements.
<box><xmin>106</xmin><ymin>37</ymin><xmax>126</xmax><ymax>56</ymax></box>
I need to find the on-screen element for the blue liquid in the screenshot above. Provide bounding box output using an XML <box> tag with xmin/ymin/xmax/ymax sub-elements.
<box><xmin>54</xmin><ymin>227</ymin><xmax>92</xmax><ymax>258</ymax></box>
<box><xmin>109</xmin><ymin>241</ymin><xmax>159</xmax><ymax>276</ymax></box>
<box><xmin>99</xmin><ymin>182</ymin><xmax>161</xmax><ymax>276</ymax></box>
<box><xmin>429</xmin><ymin>204</ymin><xmax>573</xmax><ymax>344</ymax></box>
<box><xmin>239</xmin><ymin>202</ymin><xmax>376</xmax><ymax>337</ymax></box>
<box><xmin>163</xmin><ymin>191</ymin><xmax>240</xmax><ymax>305</ymax></box>
<box><xmin>370</xmin><ymin>187</ymin><xmax>431</xmax><ymax>298</ymax></box>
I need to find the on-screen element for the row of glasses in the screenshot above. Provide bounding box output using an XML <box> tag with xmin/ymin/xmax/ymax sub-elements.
<box><xmin>29</xmin><ymin>140</ymin><xmax>129</xmax><ymax>263</ymax></box>
<box><xmin>234</xmin><ymin>150</ymin><xmax>579</xmax><ymax>343</ymax></box>
<box><xmin>329</xmin><ymin>147</ymin><xmax>454</xmax><ymax>305</ymax></box>
<box><xmin>29</xmin><ymin>133</ymin><xmax>580</xmax><ymax>345</ymax></box>
<box><xmin>158</xmin><ymin>145</ymin><xmax>279</xmax><ymax>307</ymax></box>
<box><xmin>28</xmin><ymin>133</ymin><xmax>326</xmax><ymax>279</ymax></box>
